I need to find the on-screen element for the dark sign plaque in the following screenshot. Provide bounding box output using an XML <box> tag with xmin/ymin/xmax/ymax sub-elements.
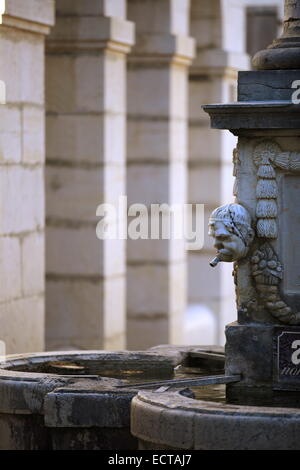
<box><xmin>273</xmin><ymin>327</ymin><xmax>300</xmax><ymax>391</ymax></box>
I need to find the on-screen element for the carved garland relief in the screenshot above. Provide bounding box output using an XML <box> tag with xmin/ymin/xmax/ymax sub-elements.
<box><xmin>209</xmin><ymin>140</ymin><xmax>300</xmax><ymax>325</ymax></box>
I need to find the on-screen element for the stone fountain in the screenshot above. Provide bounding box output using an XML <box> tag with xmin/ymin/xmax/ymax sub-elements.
<box><xmin>0</xmin><ymin>346</ymin><xmax>224</xmax><ymax>449</ymax></box>
<box><xmin>131</xmin><ymin>0</ymin><xmax>300</xmax><ymax>450</ymax></box>
<box><xmin>2</xmin><ymin>0</ymin><xmax>300</xmax><ymax>451</ymax></box>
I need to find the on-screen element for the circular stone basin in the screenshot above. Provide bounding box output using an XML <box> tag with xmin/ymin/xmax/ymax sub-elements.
<box><xmin>0</xmin><ymin>347</ymin><xmax>223</xmax><ymax>450</ymax></box>
<box><xmin>131</xmin><ymin>389</ymin><xmax>300</xmax><ymax>450</ymax></box>
<box><xmin>0</xmin><ymin>350</ymin><xmax>177</xmax><ymax>377</ymax></box>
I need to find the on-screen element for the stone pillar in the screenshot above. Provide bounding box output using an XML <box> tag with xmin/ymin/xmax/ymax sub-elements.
<box><xmin>126</xmin><ymin>0</ymin><xmax>195</xmax><ymax>349</ymax></box>
<box><xmin>253</xmin><ymin>0</ymin><xmax>300</xmax><ymax>69</ymax></box>
<box><xmin>0</xmin><ymin>0</ymin><xmax>54</xmax><ymax>354</ymax></box>
<box><xmin>246</xmin><ymin>4</ymin><xmax>282</xmax><ymax>58</ymax></box>
<box><xmin>188</xmin><ymin>0</ymin><xmax>249</xmax><ymax>345</ymax></box>
<box><xmin>204</xmin><ymin>0</ymin><xmax>300</xmax><ymax>403</ymax></box>
<box><xmin>45</xmin><ymin>0</ymin><xmax>134</xmax><ymax>350</ymax></box>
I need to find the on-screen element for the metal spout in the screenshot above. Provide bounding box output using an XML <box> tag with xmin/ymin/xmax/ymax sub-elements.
<box><xmin>210</xmin><ymin>256</ymin><xmax>221</xmax><ymax>268</ymax></box>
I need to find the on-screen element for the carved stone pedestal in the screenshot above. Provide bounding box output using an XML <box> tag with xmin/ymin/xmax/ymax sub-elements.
<box><xmin>225</xmin><ymin>322</ymin><xmax>300</xmax><ymax>406</ymax></box>
<box><xmin>204</xmin><ymin>0</ymin><xmax>300</xmax><ymax>406</ymax></box>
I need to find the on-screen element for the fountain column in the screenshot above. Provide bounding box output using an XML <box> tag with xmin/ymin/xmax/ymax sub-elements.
<box><xmin>204</xmin><ymin>0</ymin><xmax>300</xmax><ymax>402</ymax></box>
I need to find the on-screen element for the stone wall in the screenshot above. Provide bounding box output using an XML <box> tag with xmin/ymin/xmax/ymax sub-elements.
<box><xmin>0</xmin><ymin>0</ymin><xmax>54</xmax><ymax>353</ymax></box>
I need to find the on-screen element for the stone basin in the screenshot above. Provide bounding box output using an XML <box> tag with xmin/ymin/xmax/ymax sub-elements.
<box><xmin>0</xmin><ymin>346</ymin><xmax>223</xmax><ymax>450</ymax></box>
<box><xmin>131</xmin><ymin>388</ymin><xmax>300</xmax><ymax>450</ymax></box>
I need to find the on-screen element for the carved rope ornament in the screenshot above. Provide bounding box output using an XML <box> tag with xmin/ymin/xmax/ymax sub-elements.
<box><xmin>208</xmin><ymin>141</ymin><xmax>300</xmax><ymax>325</ymax></box>
<box><xmin>252</xmin><ymin>141</ymin><xmax>300</xmax><ymax>325</ymax></box>
<box><xmin>251</xmin><ymin>242</ymin><xmax>300</xmax><ymax>325</ymax></box>
<box><xmin>253</xmin><ymin>141</ymin><xmax>279</xmax><ymax>238</ymax></box>
<box><xmin>253</xmin><ymin>141</ymin><xmax>300</xmax><ymax>238</ymax></box>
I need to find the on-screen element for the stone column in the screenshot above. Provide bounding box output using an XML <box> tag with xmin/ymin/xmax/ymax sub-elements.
<box><xmin>45</xmin><ymin>0</ymin><xmax>134</xmax><ymax>350</ymax></box>
<box><xmin>246</xmin><ymin>1</ymin><xmax>283</xmax><ymax>58</ymax></box>
<box><xmin>126</xmin><ymin>0</ymin><xmax>195</xmax><ymax>349</ymax></box>
<box><xmin>0</xmin><ymin>0</ymin><xmax>54</xmax><ymax>354</ymax></box>
<box><xmin>253</xmin><ymin>0</ymin><xmax>300</xmax><ymax>69</ymax></box>
<box><xmin>204</xmin><ymin>0</ymin><xmax>300</xmax><ymax>403</ymax></box>
<box><xmin>188</xmin><ymin>0</ymin><xmax>249</xmax><ymax>345</ymax></box>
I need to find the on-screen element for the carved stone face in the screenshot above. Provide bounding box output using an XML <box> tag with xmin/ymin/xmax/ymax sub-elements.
<box><xmin>209</xmin><ymin>220</ymin><xmax>250</xmax><ymax>262</ymax></box>
<box><xmin>208</xmin><ymin>203</ymin><xmax>255</xmax><ymax>264</ymax></box>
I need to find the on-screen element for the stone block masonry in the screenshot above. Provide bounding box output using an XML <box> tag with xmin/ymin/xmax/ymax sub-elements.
<box><xmin>0</xmin><ymin>0</ymin><xmax>54</xmax><ymax>354</ymax></box>
<box><xmin>45</xmin><ymin>0</ymin><xmax>134</xmax><ymax>350</ymax></box>
<box><xmin>126</xmin><ymin>0</ymin><xmax>195</xmax><ymax>348</ymax></box>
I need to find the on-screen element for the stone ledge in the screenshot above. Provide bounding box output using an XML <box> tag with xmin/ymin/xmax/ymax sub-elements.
<box><xmin>1</xmin><ymin>0</ymin><xmax>55</xmax><ymax>35</ymax></box>
<box><xmin>128</xmin><ymin>33</ymin><xmax>195</xmax><ymax>66</ymax></box>
<box><xmin>0</xmin><ymin>350</ymin><xmax>178</xmax><ymax>415</ymax></box>
<box><xmin>192</xmin><ymin>49</ymin><xmax>249</xmax><ymax>72</ymax></box>
<box><xmin>0</xmin><ymin>346</ymin><xmax>222</xmax><ymax>418</ymax></box>
<box><xmin>44</xmin><ymin>385</ymin><xmax>136</xmax><ymax>428</ymax></box>
<box><xmin>131</xmin><ymin>390</ymin><xmax>300</xmax><ymax>450</ymax></box>
<box><xmin>203</xmin><ymin>101</ymin><xmax>300</xmax><ymax>133</ymax></box>
<box><xmin>46</xmin><ymin>16</ymin><xmax>135</xmax><ymax>54</ymax></box>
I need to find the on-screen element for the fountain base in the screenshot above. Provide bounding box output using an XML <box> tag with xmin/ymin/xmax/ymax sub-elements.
<box><xmin>0</xmin><ymin>346</ymin><xmax>221</xmax><ymax>450</ymax></box>
<box><xmin>225</xmin><ymin>322</ymin><xmax>300</xmax><ymax>406</ymax></box>
<box><xmin>131</xmin><ymin>389</ymin><xmax>300</xmax><ymax>450</ymax></box>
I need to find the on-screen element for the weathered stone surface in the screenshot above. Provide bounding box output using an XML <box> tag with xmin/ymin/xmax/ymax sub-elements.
<box><xmin>0</xmin><ymin>0</ymin><xmax>54</xmax><ymax>354</ymax></box>
<box><xmin>238</xmin><ymin>70</ymin><xmax>300</xmax><ymax>102</ymax></box>
<box><xmin>0</xmin><ymin>166</ymin><xmax>44</xmax><ymax>235</ymax></box>
<box><xmin>44</xmin><ymin>385</ymin><xmax>136</xmax><ymax>428</ymax></box>
<box><xmin>3</xmin><ymin>0</ymin><xmax>55</xmax><ymax>30</ymax></box>
<box><xmin>0</xmin><ymin>414</ymin><xmax>49</xmax><ymax>450</ymax></box>
<box><xmin>0</xmin><ymin>237</ymin><xmax>22</xmax><ymax>302</ymax></box>
<box><xmin>131</xmin><ymin>390</ymin><xmax>300</xmax><ymax>450</ymax></box>
<box><xmin>252</xmin><ymin>0</ymin><xmax>300</xmax><ymax>70</ymax></box>
<box><xmin>0</xmin><ymin>347</ymin><xmax>204</xmax><ymax>449</ymax></box>
<box><xmin>273</xmin><ymin>326</ymin><xmax>300</xmax><ymax>392</ymax></box>
<box><xmin>22</xmin><ymin>105</ymin><xmax>45</xmax><ymax>164</ymax></box>
<box><xmin>50</xmin><ymin>427</ymin><xmax>137</xmax><ymax>451</ymax></box>
<box><xmin>55</xmin><ymin>0</ymin><xmax>126</xmax><ymax>17</ymax></box>
<box><xmin>22</xmin><ymin>232</ymin><xmax>44</xmax><ymax>297</ymax></box>
<box><xmin>149</xmin><ymin>344</ymin><xmax>224</xmax><ymax>368</ymax></box>
<box><xmin>0</xmin><ymin>296</ymin><xmax>45</xmax><ymax>354</ymax></box>
<box><xmin>0</xmin><ymin>107</ymin><xmax>22</xmax><ymax>164</ymax></box>
<box><xmin>46</xmin><ymin>276</ymin><xmax>127</xmax><ymax>351</ymax></box>
<box><xmin>203</xmin><ymin>101</ymin><xmax>300</xmax><ymax>132</ymax></box>
<box><xmin>225</xmin><ymin>322</ymin><xmax>274</xmax><ymax>386</ymax></box>
<box><xmin>253</xmin><ymin>47</ymin><xmax>300</xmax><ymax>71</ymax></box>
